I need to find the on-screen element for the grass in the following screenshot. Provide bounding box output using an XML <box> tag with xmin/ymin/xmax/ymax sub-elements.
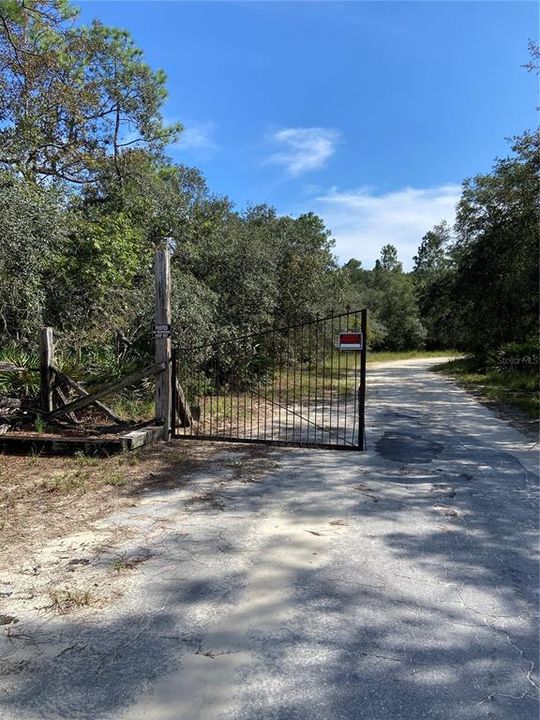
<box><xmin>42</xmin><ymin>471</ymin><xmax>89</xmax><ymax>494</ymax></box>
<box><xmin>366</xmin><ymin>349</ymin><xmax>460</xmax><ymax>364</ymax></box>
<box><xmin>33</xmin><ymin>417</ymin><xmax>47</xmax><ymax>433</ymax></box>
<box><xmin>107</xmin><ymin>394</ymin><xmax>154</xmax><ymax>422</ymax></box>
<box><xmin>102</xmin><ymin>470</ymin><xmax>128</xmax><ymax>487</ymax></box>
<box><xmin>34</xmin><ymin>454</ymin><xmax>129</xmax><ymax>494</ymax></box>
<box><xmin>48</xmin><ymin>588</ymin><xmax>96</xmax><ymax>613</ymax></box>
<box><xmin>434</xmin><ymin>356</ymin><xmax>539</xmax><ymax>420</ymax></box>
<box><xmin>0</xmin><ymin>444</ymin><xmax>197</xmax><ymax>543</ymax></box>
<box><xmin>118</xmin><ymin>451</ymin><xmax>141</xmax><ymax>467</ymax></box>
<box><xmin>112</xmin><ymin>558</ymin><xmax>134</xmax><ymax>573</ymax></box>
<box><xmin>0</xmin><ymin>443</ymin><xmax>215</xmax><ymax>570</ymax></box>
<box><xmin>71</xmin><ymin>451</ymin><xmax>100</xmax><ymax>468</ymax></box>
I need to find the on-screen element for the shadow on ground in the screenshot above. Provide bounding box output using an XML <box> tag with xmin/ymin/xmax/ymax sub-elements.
<box><xmin>1</xmin><ymin>360</ymin><xmax>538</xmax><ymax>720</ymax></box>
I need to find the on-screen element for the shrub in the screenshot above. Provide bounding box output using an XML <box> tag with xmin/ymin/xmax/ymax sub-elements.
<box><xmin>0</xmin><ymin>343</ymin><xmax>40</xmax><ymax>397</ymax></box>
<box><xmin>494</xmin><ymin>342</ymin><xmax>539</xmax><ymax>375</ymax></box>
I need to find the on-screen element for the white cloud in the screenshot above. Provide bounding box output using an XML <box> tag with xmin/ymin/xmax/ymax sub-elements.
<box><xmin>311</xmin><ymin>184</ymin><xmax>461</xmax><ymax>270</ymax></box>
<box><xmin>170</xmin><ymin>120</ymin><xmax>219</xmax><ymax>158</ymax></box>
<box><xmin>267</xmin><ymin>127</ymin><xmax>341</xmax><ymax>177</ymax></box>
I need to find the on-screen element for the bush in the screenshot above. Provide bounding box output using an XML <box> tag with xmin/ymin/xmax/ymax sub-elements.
<box><xmin>494</xmin><ymin>342</ymin><xmax>539</xmax><ymax>375</ymax></box>
<box><xmin>0</xmin><ymin>180</ymin><xmax>68</xmax><ymax>345</ymax></box>
<box><xmin>0</xmin><ymin>343</ymin><xmax>39</xmax><ymax>397</ymax></box>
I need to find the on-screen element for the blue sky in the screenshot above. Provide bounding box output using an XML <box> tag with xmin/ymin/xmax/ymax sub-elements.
<box><xmin>79</xmin><ymin>1</ymin><xmax>537</xmax><ymax>268</ymax></box>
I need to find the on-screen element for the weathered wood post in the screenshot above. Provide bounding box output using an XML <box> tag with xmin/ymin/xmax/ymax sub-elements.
<box><xmin>154</xmin><ymin>248</ymin><xmax>172</xmax><ymax>439</ymax></box>
<box><xmin>39</xmin><ymin>327</ymin><xmax>55</xmax><ymax>413</ymax></box>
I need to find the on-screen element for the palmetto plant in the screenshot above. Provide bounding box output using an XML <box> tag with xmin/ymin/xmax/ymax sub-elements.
<box><xmin>0</xmin><ymin>344</ymin><xmax>40</xmax><ymax>397</ymax></box>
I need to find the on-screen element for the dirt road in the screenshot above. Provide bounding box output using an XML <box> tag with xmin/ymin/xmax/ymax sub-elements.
<box><xmin>0</xmin><ymin>358</ymin><xmax>538</xmax><ymax>719</ymax></box>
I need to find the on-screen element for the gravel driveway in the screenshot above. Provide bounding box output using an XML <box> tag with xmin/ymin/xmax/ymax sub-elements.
<box><xmin>1</xmin><ymin>358</ymin><xmax>538</xmax><ymax>720</ymax></box>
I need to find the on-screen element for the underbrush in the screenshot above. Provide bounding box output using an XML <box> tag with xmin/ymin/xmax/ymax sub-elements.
<box><xmin>106</xmin><ymin>391</ymin><xmax>155</xmax><ymax>422</ymax></box>
<box><xmin>0</xmin><ymin>342</ymin><xmax>155</xmax><ymax>423</ymax></box>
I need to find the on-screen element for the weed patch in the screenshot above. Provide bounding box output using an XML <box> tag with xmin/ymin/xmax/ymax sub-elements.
<box><xmin>70</xmin><ymin>452</ymin><xmax>101</xmax><ymax>469</ymax></box>
<box><xmin>48</xmin><ymin>588</ymin><xmax>96</xmax><ymax>613</ymax></box>
<box><xmin>111</xmin><ymin>549</ymin><xmax>151</xmax><ymax>572</ymax></box>
<box><xmin>102</xmin><ymin>471</ymin><xmax>128</xmax><ymax>487</ymax></box>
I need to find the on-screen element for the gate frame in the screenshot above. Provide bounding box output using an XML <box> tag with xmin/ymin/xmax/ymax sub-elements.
<box><xmin>171</xmin><ymin>308</ymin><xmax>368</xmax><ymax>451</ymax></box>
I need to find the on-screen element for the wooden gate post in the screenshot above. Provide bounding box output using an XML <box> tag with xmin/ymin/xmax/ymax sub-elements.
<box><xmin>39</xmin><ymin>327</ymin><xmax>55</xmax><ymax>413</ymax></box>
<box><xmin>154</xmin><ymin>249</ymin><xmax>172</xmax><ymax>439</ymax></box>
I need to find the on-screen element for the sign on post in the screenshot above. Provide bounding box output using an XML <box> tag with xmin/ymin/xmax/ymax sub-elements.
<box><xmin>152</xmin><ymin>322</ymin><xmax>172</xmax><ymax>339</ymax></box>
<box><xmin>336</xmin><ymin>331</ymin><xmax>363</xmax><ymax>351</ymax></box>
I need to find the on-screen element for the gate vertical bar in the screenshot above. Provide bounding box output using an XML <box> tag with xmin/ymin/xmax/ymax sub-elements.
<box><xmin>343</xmin><ymin>307</ymin><xmax>350</xmax><ymax>447</ymax></box>
<box><xmin>358</xmin><ymin>308</ymin><xmax>368</xmax><ymax>450</ymax></box>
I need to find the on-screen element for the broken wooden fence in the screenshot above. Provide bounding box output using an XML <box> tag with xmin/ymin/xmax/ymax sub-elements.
<box><xmin>37</xmin><ymin>326</ymin><xmax>191</xmax><ymax>435</ymax></box>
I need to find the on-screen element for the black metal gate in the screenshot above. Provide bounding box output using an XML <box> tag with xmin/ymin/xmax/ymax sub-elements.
<box><xmin>172</xmin><ymin>308</ymin><xmax>367</xmax><ymax>450</ymax></box>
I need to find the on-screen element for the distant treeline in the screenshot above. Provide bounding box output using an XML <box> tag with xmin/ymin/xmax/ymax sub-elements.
<box><xmin>0</xmin><ymin>2</ymin><xmax>538</xmax><ymax>380</ymax></box>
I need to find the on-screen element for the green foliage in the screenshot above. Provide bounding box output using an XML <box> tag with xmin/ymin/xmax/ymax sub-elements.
<box><xmin>0</xmin><ymin>0</ymin><xmax>179</xmax><ymax>185</ymax></box>
<box><xmin>0</xmin><ymin>343</ymin><xmax>39</xmax><ymax>396</ymax></box>
<box><xmin>371</xmin><ymin>272</ymin><xmax>426</xmax><ymax>351</ymax></box>
<box><xmin>412</xmin><ymin>222</ymin><xmax>456</xmax><ymax>349</ymax></box>
<box><xmin>87</xmin><ymin>153</ymin><xmax>208</xmax><ymax>244</ymax></box>
<box><xmin>0</xmin><ymin>180</ymin><xmax>68</xmax><ymax>342</ymax></box>
<box><xmin>64</xmin><ymin>212</ymin><xmax>146</xmax><ymax>304</ymax></box>
<box><xmin>0</xmin><ymin>1</ymin><xmax>536</xmax><ymax>411</ymax></box>
<box><xmin>274</xmin><ymin>212</ymin><xmax>341</xmax><ymax>325</ymax></box>
<box><xmin>413</xmin><ymin>222</ymin><xmax>450</xmax><ymax>279</ymax></box>
<box><xmin>495</xmin><ymin>342</ymin><xmax>539</xmax><ymax>375</ymax></box>
<box><xmin>343</xmin><ymin>244</ymin><xmax>426</xmax><ymax>351</ymax></box>
<box><xmin>377</xmin><ymin>244</ymin><xmax>402</xmax><ymax>273</ymax></box>
<box><xmin>408</xmin><ymin>131</ymin><xmax>539</xmax><ymax>359</ymax></box>
<box><xmin>451</xmin><ymin>131</ymin><xmax>539</xmax><ymax>351</ymax></box>
<box><xmin>34</xmin><ymin>416</ymin><xmax>46</xmax><ymax>433</ymax></box>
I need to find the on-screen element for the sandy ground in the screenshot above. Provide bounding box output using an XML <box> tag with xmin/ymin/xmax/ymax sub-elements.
<box><xmin>0</xmin><ymin>358</ymin><xmax>538</xmax><ymax>720</ymax></box>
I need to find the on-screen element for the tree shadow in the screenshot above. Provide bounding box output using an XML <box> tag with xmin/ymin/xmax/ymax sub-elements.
<box><xmin>0</xmin><ymin>362</ymin><xmax>538</xmax><ymax>719</ymax></box>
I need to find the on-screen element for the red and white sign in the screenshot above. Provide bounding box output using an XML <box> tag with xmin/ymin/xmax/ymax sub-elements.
<box><xmin>336</xmin><ymin>331</ymin><xmax>363</xmax><ymax>351</ymax></box>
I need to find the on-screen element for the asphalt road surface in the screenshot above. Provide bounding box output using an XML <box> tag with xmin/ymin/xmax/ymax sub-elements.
<box><xmin>1</xmin><ymin>358</ymin><xmax>538</xmax><ymax>720</ymax></box>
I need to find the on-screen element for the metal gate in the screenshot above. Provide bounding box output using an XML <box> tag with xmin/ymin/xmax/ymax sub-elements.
<box><xmin>172</xmin><ymin>308</ymin><xmax>367</xmax><ymax>450</ymax></box>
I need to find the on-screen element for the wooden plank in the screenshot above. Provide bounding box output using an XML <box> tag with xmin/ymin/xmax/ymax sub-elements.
<box><xmin>53</xmin><ymin>386</ymin><xmax>80</xmax><ymax>424</ymax></box>
<box><xmin>39</xmin><ymin>327</ymin><xmax>54</xmax><ymax>413</ymax></box>
<box><xmin>170</xmin><ymin>349</ymin><xmax>191</xmax><ymax>428</ymax></box>
<box><xmin>45</xmin><ymin>361</ymin><xmax>166</xmax><ymax>421</ymax></box>
<box><xmin>0</xmin><ymin>362</ymin><xmax>26</xmax><ymax>372</ymax></box>
<box><xmin>154</xmin><ymin>249</ymin><xmax>172</xmax><ymax>439</ymax></box>
<box><xmin>0</xmin><ymin>434</ymin><xmax>129</xmax><ymax>456</ymax></box>
<box><xmin>124</xmin><ymin>425</ymin><xmax>165</xmax><ymax>449</ymax></box>
<box><xmin>53</xmin><ymin>368</ymin><xmax>124</xmax><ymax>424</ymax></box>
<box><xmin>0</xmin><ymin>398</ymin><xmax>22</xmax><ymax>409</ymax></box>
<box><xmin>0</xmin><ymin>425</ymin><xmax>164</xmax><ymax>456</ymax></box>
<box><xmin>176</xmin><ymin>378</ymin><xmax>193</xmax><ymax>427</ymax></box>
